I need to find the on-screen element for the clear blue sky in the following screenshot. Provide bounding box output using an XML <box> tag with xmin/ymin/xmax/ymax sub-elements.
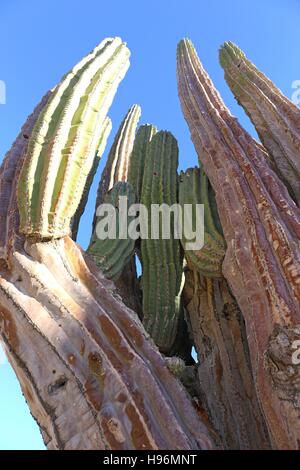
<box><xmin>0</xmin><ymin>0</ymin><xmax>299</xmax><ymax>450</ymax></box>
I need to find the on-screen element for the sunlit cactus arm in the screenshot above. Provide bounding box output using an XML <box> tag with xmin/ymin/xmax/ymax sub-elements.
<box><xmin>88</xmin><ymin>182</ymin><xmax>136</xmax><ymax>280</ymax></box>
<box><xmin>92</xmin><ymin>104</ymin><xmax>141</xmax><ymax>232</ymax></box>
<box><xmin>18</xmin><ymin>37</ymin><xmax>130</xmax><ymax>239</ymax></box>
<box><xmin>0</xmin><ymin>92</ymin><xmax>52</xmax><ymax>262</ymax></box>
<box><xmin>140</xmin><ymin>131</ymin><xmax>184</xmax><ymax>354</ymax></box>
<box><xmin>177</xmin><ymin>38</ymin><xmax>300</xmax><ymax>449</ymax></box>
<box><xmin>219</xmin><ymin>42</ymin><xmax>300</xmax><ymax>205</ymax></box>
<box><xmin>128</xmin><ymin>124</ymin><xmax>157</xmax><ymax>200</ymax></box>
<box><xmin>71</xmin><ymin>116</ymin><xmax>112</xmax><ymax>240</ymax></box>
<box><xmin>179</xmin><ymin>167</ymin><xmax>225</xmax><ymax>278</ymax></box>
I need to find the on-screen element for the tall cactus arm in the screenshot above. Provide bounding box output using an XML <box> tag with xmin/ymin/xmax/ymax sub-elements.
<box><xmin>128</xmin><ymin>124</ymin><xmax>157</xmax><ymax>200</ymax></box>
<box><xmin>71</xmin><ymin>116</ymin><xmax>112</xmax><ymax>240</ymax></box>
<box><xmin>18</xmin><ymin>37</ymin><xmax>130</xmax><ymax>239</ymax></box>
<box><xmin>88</xmin><ymin>182</ymin><xmax>136</xmax><ymax>280</ymax></box>
<box><xmin>219</xmin><ymin>42</ymin><xmax>300</xmax><ymax>205</ymax></box>
<box><xmin>92</xmin><ymin>104</ymin><xmax>141</xmax><ymax>232</ymax></box>
<box><xmin>179</xmin><ymin>167</ymin><xmax>225</xmax><ymax>278</ymax></box>
<box><xmin>177</xmin><ymin>38</ymin><xmax>300</xmax><ymax>449</ymax></box>
<box><xmin>140</xmin><ymin>131</ymin><xmax>184</xmax><ymax>354</ymax></box>
<box><xmin>0</xmin><ymin>39</ymin><xmax>213</xmax><ymax>450</ymax></box>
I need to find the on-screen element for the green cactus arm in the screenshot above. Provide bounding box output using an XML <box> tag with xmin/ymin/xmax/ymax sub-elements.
<box><xmin>178</xmin><ymin>167</ymin><xmax>225</xmax><ymax>278</ymax></box>
<box><xmin>139</xmin><ymin>131</ymin><xmax>183</xmax><ymax>354</ymax></box>
<box><xmin>18</xmin><ymin>37</ymin><xmax>130</xmax><ymax>239</ymax></box>
<box><xmin>88</xmin><ymin>182</ymin><xmax>136</xmax><ymax>280</ymax></box>
<box><xmin>71</xmin><ymin>116</ymin><xmax>112</xmax><ymax>240</ymax></box>
<box><xmin>127</xmin><ymin>124</ymin><xmax>157</xmax><ymax>200</ymax></box>
<box><xmin>219</xmin><ymin>41</ymin><xmax>300</xmax><ymax>205</ymax></box>
<box><xmin>92</xmin><ymin>104</ymin><xmax>141</xmax><ymax>233</ymax></box>
<box><xmin>177</xmin><ymin>38</ymin><xmax>300</xmax><ymax>448</ymax></box>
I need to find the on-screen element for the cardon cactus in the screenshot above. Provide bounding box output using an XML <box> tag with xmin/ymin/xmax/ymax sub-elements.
<box><xmin>0</xmin><ymin>31</ymin><xmax>299</xmax><ymax>451</ymax></box>
<box><xmin>179</xmin><ymin>167</ymin><xmax>225</xmax><ymax>278</ymax></box>
<box><xmin>177</xmin><ymin>38</ymin><xmax>300</xmax><ymax>449</ymax></box>
<box><xmin>88</xmin><ymin>182</ymin><xmax>136</xmax><ymax>280</ymax></box>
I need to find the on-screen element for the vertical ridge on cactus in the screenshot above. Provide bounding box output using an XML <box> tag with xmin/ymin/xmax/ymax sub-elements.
<box><xmin>0</xmin><ymin>92</ymin><xmax>52</xmax><ymax>262</ymax></box>
<box><xmin>18</xmin><ymin>37</ymin><xmax>130</xmax><ymax>239</ymax></box>
<box><xmin>177</xmin><ymin>38</ymin><xmax>300</xmax><ymax>448</ymax></box>
<box><xmin>88</xmin><ymin>182</ymin><xmax>136</xmax><ymax>280</ymax></box>
<box><xmin>219</xmin><ymin>41</ymin><xmax>300</xmax><ymax>205</ymax></box>
<box><xmin>179</xmin><ymin>167</ymin><xmax>225</xmax><ymax>278</ymax></box>
<box><xmin>128</xmin><ymin>124</ymin><xmax>157</xmax><ymax>200</ymax></box>
<box><xmin>92</xmin><ymin>104</ymin><xmax>141</xmax><ymax>232</ymax></box>
<box><xmin>140</xmin><ymin>131</ymin><xmax>184</xmax><ymax>354</ymax></box>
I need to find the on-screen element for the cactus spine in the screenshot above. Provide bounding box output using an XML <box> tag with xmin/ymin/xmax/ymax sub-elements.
<box><xmin>179</xmin><ymin>167</ymin><xmax>225</xmax><ymax>278</ymax></box>
<box><xmin>88</xmin><ymin>182</ymin><xmax>136</xmax><ymax>280</ymax></box>
<box><xmin>139</xmin><ymin>131</ymin><xmax>183</xmax><ymax>354</ymax></box>
<box><xmin>18</xmin><ymin>37</ymin><xmax>130</xmax><ymax>239</ymax></box>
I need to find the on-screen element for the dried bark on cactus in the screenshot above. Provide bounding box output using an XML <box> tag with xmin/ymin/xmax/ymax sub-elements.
<box><xmin>177</xmin><ymin>38</ymin><xmax>300</xmax><ymax>449</ymax></box>
<box><xmin>0</xmin><ymin>38</ymin><xmax>214</xmax><ymax>450</ymax></box>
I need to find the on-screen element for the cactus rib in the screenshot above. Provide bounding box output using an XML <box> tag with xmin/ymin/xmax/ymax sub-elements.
<box><xmin>219</xmin><ymin>41</ymin><xmax>300</xmax><ymax>205</ymax></box>
<box><xmin>18</xmin><ymin>37</ymin><xmax>130</xmax><ymax>239</ymax></box>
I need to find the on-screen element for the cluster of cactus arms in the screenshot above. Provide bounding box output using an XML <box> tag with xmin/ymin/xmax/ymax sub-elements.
<box><xmin>0</xmin><ymin>34</ymin><xmax>299</xmax><ymax>450</ymax></box>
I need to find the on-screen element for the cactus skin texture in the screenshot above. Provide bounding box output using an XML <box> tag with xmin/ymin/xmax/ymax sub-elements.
<box><xmin>140</xmin><ymin>131</ymin><xmax>184</xmax><ymax>354</ymax></box>
<box><xmin>219</xmin><ymin>42</ymin><xmax>300</xmax><ymax>205</ymax></box>
<box><xmin>177</xmin><ymin>38</ymin><xmax>300</xmax><ymax>449</ymax></box>
<box><xmin>71</xmin><ymin>116</ymin><xmax>112</xmax><ymax>240</ymax></box>
<box><xmin>179</xmin><ymin>167</ymin><xmax>225</xmax><ymax>278</ymax></box>
<box><xmin>88</xmin><ymin>182</ymin><xmax>136</xmax><ymax>281</ymax></box>
<box><xmin>92</xmin><ymin>104</ymin><xmax>141</xmax><ymax>233</ymax></box>
<box><xmin>0</xmin><ymin>39</ymin><xmax>213</xmax><ymax>450</ymax></box>
<box><xmin>128</xmin><ymin>124</ymin><xmax>157</xmax><ymax>200</ymax></box>
<box><xmin>18</xmin><ymin>37</ymin><xmax>130</xmax><ymax>239</ymax></box>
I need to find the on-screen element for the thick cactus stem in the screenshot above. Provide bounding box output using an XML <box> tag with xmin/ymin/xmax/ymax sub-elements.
<box><xmin>71</xmin><ymin>116</ymin><xmax>112</xmax><ymax>240</ymax></box>
<box><xmin>179</xmin><ymin>167</ymin><xmax>225</xmax><ymax>278</ymax></box>
<box><xmin>128</xmin><ymin>124</ymin><xmax>157</xmax><ymax>200</ymax></box>
<box><xmin>140</xmin><ymin>131</ymin><xmax>183</xmax><ymax>354</ymax></box>
<box><xmin>219</xmin><ymin>41</ymin><xmax>300</xmax><ymax>205</ymax></box>
<box><xmin>18</xmin><ymin>37</ymin><xmax>130</xmax><ymax>239</ymax></box>
<box><xmin>88</xmin><ymin>182</ymin><xmax>136</xmax><ymax>280</ymax></box>
<box><xmin>177</xmin><ymin>38</ymin><xmax>300</xmax><ymax>449</ymax></box>
<box><xmin>92</xmin><ymin>104</ymin><xmax>141</xmax><ymax>232</ymax></box>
